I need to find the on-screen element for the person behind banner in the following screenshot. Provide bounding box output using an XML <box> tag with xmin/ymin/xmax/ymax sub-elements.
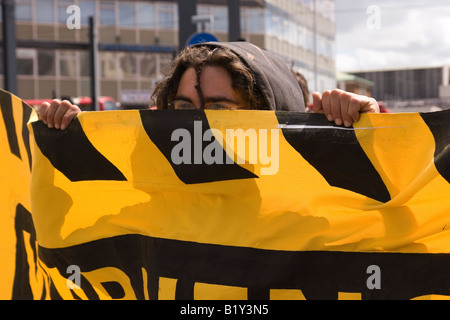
<box><xmin>36</xmin><ymin>42</ymin><xmax>379</xmax><ymax>130</ymax></box>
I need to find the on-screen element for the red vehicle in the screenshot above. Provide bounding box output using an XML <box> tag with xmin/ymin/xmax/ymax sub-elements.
<box><xmin>25</xmin><ymin>96</ymin><xmax>120</xmax><ymax>112</ymax></box>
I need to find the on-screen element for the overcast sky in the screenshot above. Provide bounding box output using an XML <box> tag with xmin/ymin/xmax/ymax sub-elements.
<box><xmin>335</xmin><ymin>0</ymin><xmax>450</xmax><ymax>72</ymax></box>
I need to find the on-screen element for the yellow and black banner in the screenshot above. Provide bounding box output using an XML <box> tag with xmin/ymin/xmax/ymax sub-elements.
<box><xmin>1</xmin><ymin>89</ymin><xmax>450</xmax><ymax>300</ymax></box>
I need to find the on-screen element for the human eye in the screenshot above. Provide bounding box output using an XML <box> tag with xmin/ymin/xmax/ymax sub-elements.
<box><xmin>205</xmin><ymin>103</ymin><xmax>232</xmax><ymax>110</ymax></box>
<box><xmin>171</xmin><ymin>100</ymin><xmax>196</xmax><ymax>110</ymax></box>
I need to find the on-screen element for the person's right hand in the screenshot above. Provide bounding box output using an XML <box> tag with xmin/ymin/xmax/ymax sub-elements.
<box><xmin>36</xmin><ymin>99</ymin><xmax>81</xmax><ymax>130</ymax></box>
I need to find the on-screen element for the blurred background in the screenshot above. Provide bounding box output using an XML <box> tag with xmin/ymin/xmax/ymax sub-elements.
<box><xmin>1</xmin><ymin>0</ymin><xmax>449</xmax><ymax>113</ymax></box>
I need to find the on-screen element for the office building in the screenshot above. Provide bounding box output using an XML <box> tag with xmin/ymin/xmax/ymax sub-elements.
<box><xmin>1</xmin><ymin>0</ymin><xmax>336</xmax><ymax>108</ymax></box>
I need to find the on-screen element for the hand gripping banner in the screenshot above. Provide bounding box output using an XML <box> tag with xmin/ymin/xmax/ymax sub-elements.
<box><xmin>1</xmin><ymin>89</ymin><xmax>450</xmax><ymax>300</ymax></box>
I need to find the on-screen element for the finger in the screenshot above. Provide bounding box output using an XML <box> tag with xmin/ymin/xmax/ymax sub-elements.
<box><xmin>45</xmin><ymin>99</ymin><xmax>62</xmax><ymax>128</ymax></box>
<box><xmin>53</xmin><ymin>100</ymin><xmax>72</xmax><ymax>129</ymax></box>
<box><xmin>312</xmin><ymin>92</ymin><xmax>323</xmax><ymax>113</ymax></box>
<box><xmin>348</xmin><ymin>97</ymin><xmax>362</xmax><ymax>123</ymax></box>
<box><xmin>321</xmin><ymin>90</ymin><xmax>333</xmax><ymax>122</ymax></box>
<box><xmin>60</xmin><ymin>105</ymin><xmax>81</xmax><ymax>130</ymax></box>
<box><xmin>338</xmin><ymin>92</ymin><xmax>353</xmax><ymax>127</ymax></box>
<box><xmin>360</xmin><ymin>97</ymin><xmax>380</xmax><ymax>114</ymax></box>
<box><xmin>38</xmin><ymin>102</ymin><xmax>50</xmax><ymax>123</ymax></box>
<box><xmin>330</xmin><ymin>89</ymin><xmax>342</xmax><ymax>126</ymax></box>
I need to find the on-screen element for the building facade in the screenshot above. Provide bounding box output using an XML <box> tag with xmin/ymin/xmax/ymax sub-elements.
<box><xmin>351</xmin><ymin>66</ymin><xmax>450</xmax><ymax>112</ymax></box>
<box><xmin>1</xmin><ymin>0</ymin><xmax>336</xmax><ymax>108</ymax></box>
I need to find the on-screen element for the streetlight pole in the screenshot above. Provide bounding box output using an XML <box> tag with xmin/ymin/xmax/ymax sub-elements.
<box><xmin>2</xmin><ymin>0</ymin><xmax>18</xmax><ymax>94</ymax></box>
<box><xmin>89</xmin><ymin>16</ymin><xmax>99</xmax><ymax>111</ymax></box>
<box><xmin>228</xmin><ymin>0</ymin><xmax>241</xmax><ymax>42</ymax></box>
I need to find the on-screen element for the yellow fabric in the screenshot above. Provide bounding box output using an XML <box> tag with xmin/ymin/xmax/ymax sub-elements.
<box><xmin>1</xmin><ymin>89</ymin><xmax>450</xmax><ymax>300</ymax></box>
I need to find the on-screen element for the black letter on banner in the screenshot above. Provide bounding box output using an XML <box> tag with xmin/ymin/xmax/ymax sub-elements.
<box><xmin>0</xmin><ymin>90</ymin><xmax>21</xmax><ymax>159</ymax></box>
<box><xmin>32</xmin><ymin>118</ymin><xmax>126</xmax><ymax>182</ymax></box>
<box><xmin>139</xmin><ymin>109</ymin><xmax>257</xmax><ymax>184</ymax></box>
<box><xmin>37</xmin><ymin>234</ymin><xmax>450</xmax><ymax>300</ymax></box>
<box><xmin>276</xmin><ymin>112</ymin><xmax>391</xmax><ymax>203</ymax></box>
<box><xmin>420</xmin><ymin>110</ymin><xmax>450</xmax><ymax>183</ymax></box>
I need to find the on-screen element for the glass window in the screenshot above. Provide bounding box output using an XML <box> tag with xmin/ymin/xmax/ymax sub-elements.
<box><xmin>137</xmin><ymin>2</ymin><xmax>155</xmax><ymax>28</ymax></box>
<box><xmin>60</xmin><ymin>51</ymin><xmax>77</xmax><ymax>77</ymax></box>
<box><xmin>79</xmin><ymin>0</ymin><xmax>96</xmax><ymax>25</ymax></box>
<box><xmin>157</xmin><ymin>4</ymin><xmax>175</xmax><ymax>29</ymax></box>
<box><xmin>16</xmin><ymin>0</ymin><xmax>32</xmax><ymax>22</ymax></box>
<box><xmin>119</xmin><ymin>2</ymin><xmax>135</xmax><ymax>27</ymax></box>
<box><xmin>102</xmin><ymin>100</ymin><xmax>117</xmax><ymax>111</ymax></box>
<box><xmin>58</xmin><ymin>0</ymin><xmax>73</xmax><ymax>24</ymax></box>
<box><xmin>36</xmin><ymin>0</ymin><xmax>54</xmax><ymax>23</ymax></box>
<box><xmin>79</xmin><ymin>51</ymin><xmax>90</xmax><ymax>77</ymax></box>
<box><xmin>38</xmin><ymin>50</ymin><xmax>56</xmax><ymax>76</ymax></box>
<box><xmin>158</xmin><ymin>54</ymin><xmax>173</xmax><ymax>77</ymax></box>
<box><xmin>248</xmin><ymin>8</ymin><xmax>264</xmax><ymax>34</ymax></box>
<box><xmin>196</xmin><ymin>5</ymin><xmax>212</xmax><ymax>32</ymax></box>
<box><xmin>17</xmin><ymin>49</ymin><xmax>36</xmax><ymax>76</ymax></box>
<box><xmin>101</xmin><ymin>52</ymin><xmax>117</xmax><ymax>78</ymax></box>
<box><xmin>212</xmin><ymin>6</ymin><xmax>227</xmax><ymax>32</ymax></box>
<box><xmin>140</xmin><ymin>53</ymin><xmax>156</xmax><ymax>78</ymax></box>
<box><xmin>100</xmin><ymin>1</ymin><xmax>116</xmax><ymax>26</ymax></box>
<box><xmin>119</xmin><ymin>53</ymin><xmax>137</xmax><ymax>78</ymax></box>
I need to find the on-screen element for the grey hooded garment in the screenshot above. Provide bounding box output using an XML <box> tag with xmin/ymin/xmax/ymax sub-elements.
<box><xmin>192</xmin><ymin>41</ymin><xmax>306</xmax><ymax>112</ymax></box>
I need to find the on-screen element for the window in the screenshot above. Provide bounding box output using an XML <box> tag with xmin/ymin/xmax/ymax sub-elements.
<box><xmin>17</xmin><ymin>48</ymin><xmax>36</xmax><ymax>76</ymax></box>
<box><xmin>100</xmin><ymin>1</ymin><xmax>115</xmax><ymax>26</ymax></box>
<box><xmin>157</xmin><ymin>4</ymin><xmax>175</xmax><ymax>29</ymax></box>
<box><xmin>36</xmin><ymin>0</ymin><xmax>54</xmax><ymax>24</ymax></box>
<box><xmin>79</xmin><ymin>0</ymin><xmax>96</xmax><ymax>25</ymax></box>
<box><xmin>60</xmin><ymin>51</ymin><xmax>77</xmax><ymax>77</ymax></box>
<box><xmin>16</xmin><ymin>0</ymin><xmax>32</xmax><ymax>22</ymax></box>
<box><xmin>212</xmin><ymin>6</ymin><xmax>227</xmax><ymax>32</ymax></box>
<box><xmin>248</xmin><ymin>8</ymin><xmax>264</xmax><ymax>34</ymax></box>
<box><xmin>101</xmin><ymin>52</ymin><xmax>117</xmax><ymax>78</ymax></box>
<box><xmin>79</xmin><ymin>51</ymin><xmax>90</xmax><ymax>77</ymax></box>
<box><xmin>119</xmin><ymin>2</ymin><xmax>135</xmax><ymax>27</ymax></box>
<box><xmin>159</xmin><ymin>54</ymin><xmax>173</xmax><ymax>77</ymax></box>
<box><xmin>58</xmin><ymin>0</ymin><xmax>73</xmax><ymax>24</ymax></box>
<box><xmin>38</xmin><ymin>50</ymin><xmax>56</xmax><ymax>76</ymax></box>
<box><xmin>119</xmin><ymin>53</ymin><xmax>137</xmax><ymax>79</ymax></box>
<box><xmin>102</xmin><ymin>100</ymin><xmax>117</xmax><ymax>111</ymax></box>
<box><xmin>140</xmin><ymin>53</ymin><xmax>156</xmax><ymax>78</ymax></box>
<box><xmin>137</xmin><ymin>2</ymin><xmax>155</xmax><ymax>28</ymax></box>
<box><xmin>197</xmin><ymin>5</ymin><xmax>212</xmax><ymax>31</ymax></box>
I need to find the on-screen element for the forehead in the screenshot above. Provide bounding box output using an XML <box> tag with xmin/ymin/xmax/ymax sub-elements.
<box><xmin>177</xmin><ymin>66</ymin><xmax>234</xmax><ymax>97</ymax></box>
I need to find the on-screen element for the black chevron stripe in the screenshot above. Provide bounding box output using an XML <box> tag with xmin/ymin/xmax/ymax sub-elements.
<box><xmin>276</xmin><ymin>112</ymin><xmax>391</xmax><ymax>203</ymax></box>
<box><xmin>21</xmin><ymin>101</ymin><xmax>33</xmax><ymax>170</ymax></box>
<box><xmin>420</xmin><ymin>110</ymin><xmax>450</xmax><ymax>184</ymax></box>
<box><xmin>139</xmin><ymin>109</ymin><xmax>257</xmax><ymax>184</ymax></box>
<box><xmin>0</xmin><ymin>90</ymin><xmax>22</xmax><ymax>160</ymax></box>
<box><xmin>32</xmin><ymin>118</ymin><xmax>126</xmax><ymax>182</ymax></box>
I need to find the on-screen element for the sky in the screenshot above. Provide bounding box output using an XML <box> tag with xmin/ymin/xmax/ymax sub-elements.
<box><xmin>334</xmin><ymin>0</ymin><xmax>450</xmax><ymax>72</ymax></box>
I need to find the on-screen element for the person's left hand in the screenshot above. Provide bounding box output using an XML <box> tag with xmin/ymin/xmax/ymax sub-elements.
<box><xmin>36</xmin><ymin>99</ymin><xmax>81</xmax><ymax>130</ymax></box>
<box><xmin>312</xmin><ymin>89</ymin><xmax>380</xmax><ymax>127</ymax></box>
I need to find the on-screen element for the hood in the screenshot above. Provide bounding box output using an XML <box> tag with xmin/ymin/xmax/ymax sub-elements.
<box><xmin>194</xmin><ymin>41</ymin><xmax>305</xmax><ymax>112</ymax></box>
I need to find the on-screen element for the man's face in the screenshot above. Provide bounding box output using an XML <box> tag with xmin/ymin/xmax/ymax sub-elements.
<box><xmin>172</xmin><ymin>66</ymin><xmax>250</xmax><ymax>110</ymax></box>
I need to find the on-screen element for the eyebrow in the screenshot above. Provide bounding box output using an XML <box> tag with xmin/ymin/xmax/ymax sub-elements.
<box><xmin>204</xmin><ymin>96</ymin><xmax>240</xmax><ymax>105</ymax></box>
<box><xmin>173</xmin><ymin>95</ymin><xmax>194</xmax><ymax>104</ymax></box>
<box><xmin>173</xmin><ymin>95</ymin><xmax>241</xmax><ymax>106</ymax></box>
